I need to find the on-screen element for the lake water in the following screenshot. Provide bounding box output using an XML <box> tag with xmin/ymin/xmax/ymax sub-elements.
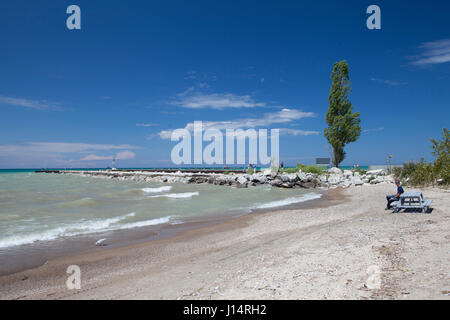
<box><xmin>0</xmin><ymin>170</ymin><xmax>322</xmax><ymax>250</ymax></box>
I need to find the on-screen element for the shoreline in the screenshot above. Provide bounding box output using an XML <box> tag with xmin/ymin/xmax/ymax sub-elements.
<box><xmin>0</xmin><ymin>187</ymin><xmax>328</xmax><ymax>276</ymax></box>
<box><xmin>1</xmin><ymin>184</ymin><xmax>448</xmax><ymax>300</ymax></box>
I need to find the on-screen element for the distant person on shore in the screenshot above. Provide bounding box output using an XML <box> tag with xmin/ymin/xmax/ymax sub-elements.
<box><xmin>386</xmin><ymin>179</ymin><xmax>404</xmax><ymax>209</ymax></box>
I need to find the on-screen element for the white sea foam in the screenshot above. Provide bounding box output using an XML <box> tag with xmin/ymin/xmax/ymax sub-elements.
<box><xmin>141</xmin><ymin>186</ymin><xmax>172</xmax><ymax>193</ymax></box>
<box><xmin>0</xmin><ymin>212</ymin><xmax>170</xmax><ymax>249</ymax></box>
<box><xmin>252</xmin><ymin>193</ymin><xmax>322</xmax><ymax>209</ymax></box>
<box><xmin>150</xmin><ymin>192</ymin><xmax>199</xmax><ymax>199</ymax></box>
<box><xmin>114</xmin><ymin>216</ymin><xmax>171</xmax><ymax>230</ymax></box>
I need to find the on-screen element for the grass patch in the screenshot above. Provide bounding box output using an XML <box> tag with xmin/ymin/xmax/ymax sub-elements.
<box><xmin>297</xmin><ymin>163</ymin><xmax>325</xmax><ymax>175</ymax></box>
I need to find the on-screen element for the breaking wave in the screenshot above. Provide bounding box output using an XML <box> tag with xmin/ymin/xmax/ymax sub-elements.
<box><xmin>252</xmin><ymin>193</ymin><xmax>322</xmax><ymax>209</ymax></box>
<box><xmin>150</xmin><ymin>192</ymin><xmax>199</xmax><ymax>199</ymax></box>
<box><xmin>141</xmin><ymin>186</ymin><xmax>173</xmax><ymax>193</ymax></box>
<box><xmin>0</xmin><ymin>212</ymin><xmax>170</xmax><ymax>249</ymax></box>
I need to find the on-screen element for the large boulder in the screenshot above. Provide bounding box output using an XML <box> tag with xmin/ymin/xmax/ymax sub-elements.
<box><xmin>343</xmin><ymin>170</ymin><xmax>353</xmax><ymax>178</ymax></box>
<box><xmin>236</xmin><ymin>175</ymin><xmax>248</xmax><ymax>188</ymax></box>
<box><xmin>370</xmin><ymin>176</ymin><xmax>385</xmax><ymax>184</ymax></box>
<box><xmin>341</xmin><ymin>180</ymin><xmax>352</xmax><ymax>188</ymax></box>
<box><xmin>270</xmin><ymin>177</ymin><xmax>283</xmax><ymax>187</ymax></box>
<box><xmin>299</xmin><ymin>177</ymin><xmax>320</xmax><ymax>188</ymax></box>
<box><xmin>251</xmin><ymin>174</ymin><xmax>266</xmax><ymax>184</ymax></box>
<box><xmin>328</xmin><ymin>167</ymin><xmax>343</xmax><ymax>175</ymax></box>
<box><xmin>328</xmin><ymin>174</ymin><xmax>344</xmax><ymax>185</ymax></box>
<box><xmin>214</xmin><ymin>175</ymin><xmax>229</xmax><ymax>185</ymax></box>
<box><xmin>384</xmin><ymin>175</ymin><xmax>395</xmax><ymax>184</ymax></box>
<box><xmin>296</xmin><ymin>171</ymin><xmax>308</xmax><ymax>182</ymax></box>
<box><xmin>367</xmin><ymin>169</ymin><xmax>385</xmax><ymax>176</ymax></box>
<box><xmin>257</xmin><ymin>176</ymin><xmax>267</xmax><ymax>184</ymax></box>
<box><xmin>351</xmin><ymin>176</ymin><xmax>364</xmax><ymax>186</ymax></box>
<box><xmin>236</xmin><ymin>175</ymin><xmax>248</xmax><ymax>184</ymax></box>
<box><xmin>287</xmin><ymin>173</ymin><xmax>298</xmax><ymax>183</ymax></box>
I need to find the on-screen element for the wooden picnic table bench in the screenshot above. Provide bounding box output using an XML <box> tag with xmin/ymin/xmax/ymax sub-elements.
<box><xmin>391</xmin><ymin>191</ymin><xmax>432</xmax><ymax>213</ymax></box>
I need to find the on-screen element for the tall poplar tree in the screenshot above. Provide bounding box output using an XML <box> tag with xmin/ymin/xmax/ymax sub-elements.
<box><xmin>324</xmin><ymin>60</ymin><xmax>361</xmax><ymax>167</ymax></box>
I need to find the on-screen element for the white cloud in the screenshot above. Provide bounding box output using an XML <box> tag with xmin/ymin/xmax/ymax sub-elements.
<box><xmin>158</xmin><ymin>130</ymin><xmax>175</xmax><ymax>140</ymax></box>
<box><xmin>363</xmin><ymin>127</ymin><xmax>384</xmax><ymax>133</ymax></box>
<box><xmin>80</xmin><ymin>150</ymin><xmax>136</xmax><ymax>161</ymax></box>
<box><xmin>173</xmin><ymin>93</ymin><xmax>267</xmax><ymax>109</ymax></box>
<box><xmin>370</xmin><ymin>78</ymin><xmax>407</xmax><ymax>86</ymax></box>
<box><xmin>158</xmin><ymin>108</ymin><xmax>316</xmax><ymax>139</ymax></box>
<box><xmin>279</xmin><ymin>128</ymin><xmax>320</xmax><ymax>136</ymax></box>
<box><xmin>411</xmin><ymin>39</ymin><xmax>450</xmax><ymax>65</ymax></box>
<box><xmin>146</xmin><ymin>134</ymin><xmax>156</xmax><ymax>140</ymax></box>
<box><xmin>0</xmin><ymin>142</ymin><xmax>139</xmax><ymax>158</ymax></box>
<box><xmin>0</xmin><ymin>95</ymin><xmax>65</xmax><ymax>111</ymax></box>
<box><xmin>116</xmin><ymin>150</ymin><xmax>136</xmax><ymax>160</ymax></box>
<box><xmin>136</xmin><ymin>123</ymin><xmax>159</xmax><ymax>127</ymax></box>
<box><xmin>80</xmin><ymin>154</ymin><xmax>112</xmax><ymax>161</ymax></box>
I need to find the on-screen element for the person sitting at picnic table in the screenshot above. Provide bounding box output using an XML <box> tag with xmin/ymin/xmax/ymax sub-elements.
<box><xmin>386</xmin><ymin>179</ymin><xmax>404</xmax><ymax>209</ymax></box>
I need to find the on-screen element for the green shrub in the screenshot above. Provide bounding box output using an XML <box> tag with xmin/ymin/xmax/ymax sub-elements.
<box><xmin>352</xmin><ymin>167</ymin><xmax>367</xmax><ymax>175</ymax></box>
<box><xmin>392</xmin><ymin>161</ymin><xmax>418</xmax><ymax>181</ymax></box>
<box><xmin>408</xmin><ymin>159</ymin><xmax>435</xmax><ymax>186</ymax></box>
<box><xmin>280</xmin><ymin>167</ymin><xmax>298</xmax><ymax>173</ymax></box>
<box><xmin>303</xmin><ymin>165</ymin><xmax>325</xmax><ymax>175</ymax></box>
<box><xmin>295</xmin><ymin>163</ymin><xmax>325</xmax><ymax>175</ymax></box>
<box><xmin>431</xmin><ymin>128</ymin><xmax>450</xmax><ymax>185</ymax></box>
<box><xmin>392</xmin><ymin>128</ymin><xmax>449</xmax><ymax>186</ymax></box>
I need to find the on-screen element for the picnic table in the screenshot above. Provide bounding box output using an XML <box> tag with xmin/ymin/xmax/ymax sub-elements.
<box><xmin>392</xmin><ymin>191</ymin><xmax>432</xmax><ymax>213</ymax></box>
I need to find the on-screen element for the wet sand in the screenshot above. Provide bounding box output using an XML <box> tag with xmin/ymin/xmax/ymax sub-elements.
<box><xmin>0</xmin><ymin>184</ymin><xmax>449</xmax><ymax>300</ymax></box>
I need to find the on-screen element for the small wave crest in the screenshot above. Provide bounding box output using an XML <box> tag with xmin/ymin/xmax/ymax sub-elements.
<box><xmin>252</xmin><ymin>193</ymin><xmax>322</xmax><ymax>209</ymax></box>
<box><xmin>150</xmin><ymin>192</ymin><xmax>199</xmax><ymax>199</ymax></box>
<box><xmin>141</xmin><ymin>186</ymin><xmax>173</xmax><ymax>193</ymax></box>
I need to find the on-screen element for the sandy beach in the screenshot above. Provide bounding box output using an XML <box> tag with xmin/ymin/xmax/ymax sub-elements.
<box><xmin>0</xmin><ymin>183</ymin><xmax>449</xmax><ymax>300</ymax></box>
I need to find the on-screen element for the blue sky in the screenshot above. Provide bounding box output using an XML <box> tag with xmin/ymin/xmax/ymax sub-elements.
<box><xmin>0</xmin><ymin>0</ymin><xmax>449</xmax><ymax>168</ymax></box>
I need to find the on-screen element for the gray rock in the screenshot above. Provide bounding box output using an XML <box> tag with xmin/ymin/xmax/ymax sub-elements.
<box><xmin>341</xmin><ymin>180</ymin><xmax>352</xmax><ymax>188</ymax></box>
<box><xmin>367</xmin><ymin>169</ymin><xmax>385</xmax><ymax>176</ymax></box>
<box><xmin>328</xmin><ymin>174</ymin><xmax>343</xmax><ymax>185</ymax></box>
<box><xmin>236</xmin><ymin>176</ymin><xmax>248</xmax><ymax>185</ymax></box>
<box><xmin>296</xmin><ymin>171</ymin><xmax>307</xmax><ymax>182</ymax></box>
<box><xmin>328</xmin><ymin>167</ymin><xmax>343</xmax><ymax>175</ymax></box>
<box><xmin>351</xmin><ymin>176</ymin><xmax>364</xmax><ymax>186</ymax></box>
<box><xmin>370</xmin><ymin>176</ymin><xmax>384</xmax><ymax>184</ymax></box>
<box><xmin>343</xmin><ymin>170</ymin><xmax>353</xmax><ymax>178</ymax></box>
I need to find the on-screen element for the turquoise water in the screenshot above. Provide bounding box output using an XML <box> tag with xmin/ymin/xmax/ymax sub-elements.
<box><xmin>0</xmin><ymin>171</ymin><xmax>321</xmax><ymax>249</ymax></box>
